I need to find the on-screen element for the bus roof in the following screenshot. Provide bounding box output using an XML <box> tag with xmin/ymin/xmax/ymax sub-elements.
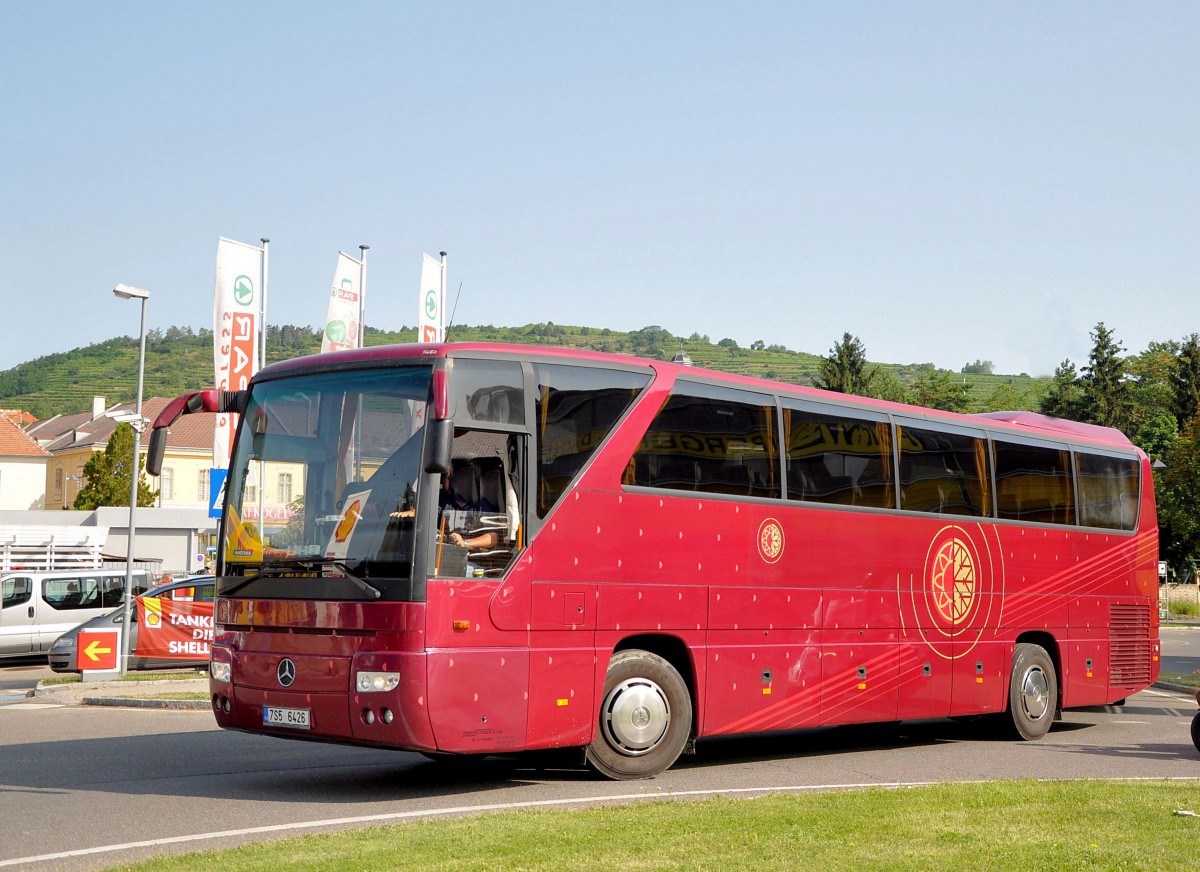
<box><xmin>255</xmin><ymin>342</ymin><xmax>1137</xmax><ymax>453</ymax></box>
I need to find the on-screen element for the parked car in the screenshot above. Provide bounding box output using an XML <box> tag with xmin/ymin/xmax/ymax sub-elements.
<box><xmin>1</xmin><ymin>569</ymin><xmax>152</xmax><ymax>659</ymax></box>
<box><xmin>48</xmin><ymin>576</ymin><xmax>214</xmax><ymax>673</ymax></box>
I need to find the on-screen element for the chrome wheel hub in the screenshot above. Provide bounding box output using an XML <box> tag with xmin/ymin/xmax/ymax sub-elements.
<box><xmin>600</xmin><ymin>677</ymin><xmax>670</xmax><ymax>757</ymax></box>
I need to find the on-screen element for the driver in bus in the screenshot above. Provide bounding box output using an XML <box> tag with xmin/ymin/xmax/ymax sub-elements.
<box><xmin>392</xmin><ymin>468</ymin><xmax>501</xmax><ymax>552</ymax></box>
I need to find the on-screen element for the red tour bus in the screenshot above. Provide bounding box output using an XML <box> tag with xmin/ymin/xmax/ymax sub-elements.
<box><xmin>148</xmin><ymin>342</ymin><xmax>1160</xmax><ymax>779</ymax></box>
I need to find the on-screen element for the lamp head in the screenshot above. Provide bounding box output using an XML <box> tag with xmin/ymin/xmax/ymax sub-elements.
<box><xmin>113</xmin><ymin>283</ymin><xmax>150</xmax><ymax>300</ymax></box>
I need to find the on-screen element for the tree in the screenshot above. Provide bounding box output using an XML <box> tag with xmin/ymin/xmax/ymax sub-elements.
<box><xmin>1039</xmin><ymin>359</ymin><xmax>1085</xmax><ymax>420</ymax></box>
<box><xmin>867</xmin><ymin>368</ymin><xmax>909</xmax><ymax>403</ymax></box>
<box><xmin>1125</xmin><ymin>340</ymin><xmax>1177</xmax><ymax>438</ymax></box>
<box><xmin>813</xmin><ymin>332</ymin><xmax>876</xmax><ymax>397</ymax></box>
<box><xmin>629</xmin><ymin>325</ymin><xmax>674</xmax><ymax>359</ymax></box>
<box><xmin>909</xmin><ymin>366</ymin><xmax>970</xmax><ymax>413</ymax></box>
<box><xmin>961</xmin><ymin>359</ymin><xmax>995</xmax><ymax>375</ymax></box>
<box><xmin>1156</xmin><ymin>415</ymin><xmax>1200</xmax><ymax>579</ymax></box>
<box><xmin>1172</xmin><ymin>333</ymin><xmax>1200</xmax><ymax>429</ymax></box>
<box><xmin>270</xmin><ymin>496</ymin><xmax>306</xmax><ymax>549</ymax></box>
<box><xmin>73</xmin><ymin>423</ymin><xmax>156</xmax><ymax>510</ymax></box>
<box><xmin>1080</xmin><ymin>322</ymin><xmax>1133</xmax><ymax>432</ymax></box>
<box><xmin>1134</xmin><ymin>412</ymin><xmax>1178</xmax><ymax>461</ymax></box>
<box><xmin>979</xmin><ymin>383</ymin><xmax>1028</xmax><ymax>413</ymax></box>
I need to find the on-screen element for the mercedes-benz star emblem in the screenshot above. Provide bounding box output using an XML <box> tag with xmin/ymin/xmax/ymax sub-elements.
<box><xmin>277</xmin><ymin>658</ymin><xmax>296</xmax><ymax>688</ymax></box>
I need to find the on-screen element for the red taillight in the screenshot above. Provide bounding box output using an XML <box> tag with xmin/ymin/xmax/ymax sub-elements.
<box><xmin>433</xmin><ymin>369</ymin><xmax>449</xmax><ymax>420</ymax></box>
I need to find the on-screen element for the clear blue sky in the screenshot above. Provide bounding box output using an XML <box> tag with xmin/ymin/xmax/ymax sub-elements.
<box><xmin>2</xmin><ymin>3</ymin><xmax>1197</xmax><ymax>378</ymax></box>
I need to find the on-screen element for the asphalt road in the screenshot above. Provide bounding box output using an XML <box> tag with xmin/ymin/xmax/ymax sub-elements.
<box><xmin>1</xmin><ymin>628</ymin><xmax>1197</xmax><ymax>871</ymax></box>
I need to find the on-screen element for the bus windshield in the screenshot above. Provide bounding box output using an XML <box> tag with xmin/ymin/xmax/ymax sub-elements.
<box><xmin>220</xmin><ymin>365</ymin><xmax>432</xmax><ymax>601</ymax></box>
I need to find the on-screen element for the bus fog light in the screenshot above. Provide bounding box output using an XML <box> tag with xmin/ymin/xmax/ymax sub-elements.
<box><xmin>210</xmin><ymin>661</ymin><xmax>231</xmax><ymax>683</ymax></box>
<box><xmin>381</xmin><ymin>708</ymin><xmax>394</xmax><ymax>724</ymax></box>
<box><xmin>356</xmin><ymin>671</ymin><xmax>400</xmax><ymax>693</ymax></box>
<box><xmin>364</xmin><ymin>709</ymin><xmax>376</xmax><ymax>725</ymax></box>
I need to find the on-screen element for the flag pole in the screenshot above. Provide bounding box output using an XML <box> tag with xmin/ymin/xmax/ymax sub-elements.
<box><xmin>439</xmin><ymin>251</ymin><xmax>448</xmax><ymax>342</ymax></box>
<box><xmin>259</xmin><ymin>237</ymin><xmax>270</xmax><ymax>368</ymax></box>
<box><xmin>258</xmin><ymin>237</ymin><xmax>269</xmax><ymax>529</ymax></box>
<box><xmin>358</xmin><ymin>245</ymin><xmax>369</xmax><ymax>349</ymax></box>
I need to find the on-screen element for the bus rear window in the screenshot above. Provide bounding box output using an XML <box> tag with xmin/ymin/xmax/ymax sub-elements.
<box><xmin>1076</xmin><ymin>452</ymin><xmax>1139</xmax><ymax>531</ymax></box>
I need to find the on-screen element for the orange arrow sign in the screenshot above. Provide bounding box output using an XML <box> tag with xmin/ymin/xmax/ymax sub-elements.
<box><xmin>76</xmin><ymin>630</ymin><xmax>119</xmax><ymax>671</ymax></box>
<box><xmin>83</xmin><ymin>639</ymin><xmax>112</xmax><ymax>661</ymax></box>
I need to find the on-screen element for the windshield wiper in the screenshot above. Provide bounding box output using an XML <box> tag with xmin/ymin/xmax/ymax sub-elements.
<box><xmin>223</xmin><ymin>558</ymin><xmax>382</xmax><ymax>600</ymax></box>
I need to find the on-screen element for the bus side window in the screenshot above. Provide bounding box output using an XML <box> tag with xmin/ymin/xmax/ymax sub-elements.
<box><xmin>434</xmin><ymin>431</ymin><xmax>527</xmax><ymax>578</ymax></box>
<box><xmin>630</xmin><ymin>384</ymin><xmax>780</xmax><ymax>500</ymax></box>
<box><xmin>534</xmin><ymin>363</ymin><xmax>651</xmax><ymax>517</ymax></box>
<box><xmin>897</xmin><ymin>423</ymin><xmax>989</xmax><ymax>517</ymax></box>
<box><xmin>783</xmin><ymin>404</ymin><xmax>894</xmax><ymax>509</ymax></box>
<box><xmin>994</xmin><ymin>439</ymin><xmax>1074</xmax><ymax>525</ymax></box>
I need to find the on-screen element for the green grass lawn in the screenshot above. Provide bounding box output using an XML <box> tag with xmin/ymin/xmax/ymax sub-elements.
<box><xmin>1159</xmin><ymin>671</ymin><xmax>1200</xmax><ymax>689</ymax></box>
<box><xmin>41</xmin><ymin>670</ymin><xmax>205</xmax><ymax>686</ymax></box>
<box><xmin>112</xmin><ymin>780</ymin><xmax>1200</xmax><ymax>872</ymax></box>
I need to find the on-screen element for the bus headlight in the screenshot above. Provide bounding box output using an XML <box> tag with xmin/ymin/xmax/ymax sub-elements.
<box><xmin>210</xmin><ymin>660</ymin><xmax>232</xmax><ymax>683</ymax></box>
<box><xmin>356</xmin><ymin>671</ymin><xmax>400</xmax><ymax>693</ymax></box>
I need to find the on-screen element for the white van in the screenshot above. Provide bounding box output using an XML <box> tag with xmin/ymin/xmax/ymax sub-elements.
<box><xmin>0</xmin><ymin>569</ymin><xmax>151</xmax><ymax>659</ymax></box>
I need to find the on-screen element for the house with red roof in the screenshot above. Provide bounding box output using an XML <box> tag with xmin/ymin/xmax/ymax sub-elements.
<box><xmin>0</xmin><ymin>413</ymin><xmax>49</xmax><ymax>509</ymax></box>
<box><xmin>26</xmin><ymin>396</ymin><xmax>218</xmax><ymax>511</ymax></box>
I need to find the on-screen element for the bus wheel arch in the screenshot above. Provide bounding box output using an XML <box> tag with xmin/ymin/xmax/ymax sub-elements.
<box><xmin>1006</xmin><ymin>639</ymin><xmax>1059</xmax><ymax>741</ymax></box>
<box><xmin>586</xmin><ymin>646</ymin><xmax>694</xmax><ymax>780</ymax></box>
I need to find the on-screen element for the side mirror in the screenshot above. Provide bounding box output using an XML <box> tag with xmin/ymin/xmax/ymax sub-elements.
<box><xmin>146</xmin><ymin>427</ymin><xmax>168</xmax><ymax>476</ymax></box>
<box><xmin>425</xmin><ymin>418</ymin><xmax>454</xmax><ymax>474</ymax></box>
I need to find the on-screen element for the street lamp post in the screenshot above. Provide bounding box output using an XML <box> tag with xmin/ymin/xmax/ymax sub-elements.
<box><xmin>114</xmin><ymin>283</ymin><xmax>149</xmax><ymax>675</ymax></box>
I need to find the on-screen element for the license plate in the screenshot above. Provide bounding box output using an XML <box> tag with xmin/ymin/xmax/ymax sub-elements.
<box><xmin>263</xmin><ymin>706</ymin><xmax>311</xmax><ymax>730</ymax></box>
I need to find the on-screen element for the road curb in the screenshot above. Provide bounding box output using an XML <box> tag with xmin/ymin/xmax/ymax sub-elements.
<box><xmin>1154</xmin><ymin>680</ymin><xmax>1200</xmax><ymax>697</ymax></box>
<box><xmin>80</xmin><ymin>696</ymin><xmax>211</xmax><ymax>711</ymax></box>
<box><xmin>34</xmin><ymin>678</ymin><xmax>210</xmax><ymax>710</ymax></box>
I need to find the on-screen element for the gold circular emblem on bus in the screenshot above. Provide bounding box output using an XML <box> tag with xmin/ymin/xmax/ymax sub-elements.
<box><xmin>929</xmin><ymin>537</ymin><xmax>976</xmax><ymax>625</ymax></box>
<box><xmin>758</xmin><ymin>519</ymin><xmax>784</xmax><ymax>564</ymax></box>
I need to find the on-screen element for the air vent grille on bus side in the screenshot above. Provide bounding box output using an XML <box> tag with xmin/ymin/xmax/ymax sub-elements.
<box><xmin>1108</xmin><ymin>603</ymin><xmax>1151</xmax><ymax>688</ymax></box>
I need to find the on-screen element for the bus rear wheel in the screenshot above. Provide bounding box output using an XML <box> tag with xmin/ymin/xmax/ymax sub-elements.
<box><xmin>586</xmin><ymin>649</ymin><xmax>692</xmax><ymax>780</ymax></box>
<box><xmin>1006</xmin><ymin>643</ymin><xmax>1057</xmax><ymax>740</ymax></box>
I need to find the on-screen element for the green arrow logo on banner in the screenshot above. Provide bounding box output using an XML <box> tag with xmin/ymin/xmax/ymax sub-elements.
<box><xmin>234</xmin><ymin>275</ymin><xmax>255</xmax><ymax>306</ymax></box>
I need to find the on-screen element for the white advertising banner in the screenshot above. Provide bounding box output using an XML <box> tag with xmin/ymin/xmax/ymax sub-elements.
<box><xmin>213</xmin><ymin>237</ymin><xmax>263</xmax><ymax>470</ymax></box>
<box><xmin>417</xmin><ymin>252</ymin><xmax>444</xmax><ymax>343</ymax></box>
<box><xmin>321</xmin><ymin>251</ymin><xmax>363</xmax><ymax>353</ymax></box>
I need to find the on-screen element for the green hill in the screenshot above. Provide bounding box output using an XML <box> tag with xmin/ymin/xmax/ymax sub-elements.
<box><xmin>0</xmin><ymin>323</ymin><xmax>1048</xmax><ymax>421</ymax></box>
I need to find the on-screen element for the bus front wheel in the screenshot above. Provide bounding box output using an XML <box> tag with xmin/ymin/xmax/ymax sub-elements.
<box><xmin>586</xmin><ymin>649</ymin><xmax>692</xmax><ymax>780</ymax></box>
<box><xmin>1006</xmin><ymin>643</ymin><xmax>1057</xmax><ymax>740</ymax></box>
<box><xmin>1191</xmin><ymin>711</ymin><xmax>1200</xmax><ymax>753</ymax></box>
